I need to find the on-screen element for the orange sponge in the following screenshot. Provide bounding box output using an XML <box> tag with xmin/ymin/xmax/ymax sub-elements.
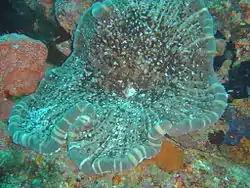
<box><xmin>144</xmin><ymin>137</ymin><xmax>184</xmax><ymax>171</ymax></box>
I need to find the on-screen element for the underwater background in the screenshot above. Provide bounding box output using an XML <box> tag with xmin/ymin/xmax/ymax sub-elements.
<box><xmin>0</xmin><ymin>0</ymin><xmax>250</xmax><ymax>187</ymax></box>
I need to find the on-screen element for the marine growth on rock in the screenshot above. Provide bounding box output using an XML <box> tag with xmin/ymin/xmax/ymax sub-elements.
<box><xmin>8</xmin><ymin>0</ymin><xmax>227</xmax><ymax>175</ymax></box>
<box><xmin>0</xmin><ymin>33</ymin><xmax>48</xmax><ymax>121</ymax></box>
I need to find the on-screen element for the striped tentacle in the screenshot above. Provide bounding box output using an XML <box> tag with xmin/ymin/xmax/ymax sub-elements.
<box><xmin>38</xmin><ymin>101</ymin><xmax>91</xmax><ymax>154</ymax></box>
<box><xmin>8</xmin><ymin>95</ymin><xmax>39</xmax><ymax>149</ymax></box>
<box><xmin>165</xmin><ymin>82</ymin><xmax>227</xmax><ymax>137</ymax></box>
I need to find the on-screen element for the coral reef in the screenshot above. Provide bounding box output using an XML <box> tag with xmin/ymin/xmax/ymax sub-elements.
<box><xmin>7</xmin><ymin>0</ymin><xmax>227</xmax><ymax>176</ymax></box>
<box><xmin>231</xmin><ymin>136</ymin><xmax>250</xmax><ymax>164</ymax></box>
<box><xmin>0</xmin><ymin>0</ymin><xmax>249</xmax><ymax>187</ymax></box>
<box><xmin>8</xmin><ymin>0</ymin><xmax>227</xmax><ymax>175</ymax></box>
<box><xmin>223</xmin><ymin>107</ymin><xmax>250</xmax><ymax>145</ymax></box>
<box><xmin>234</xmin><ymin>38</ymin><xmax>250</xmax><ymax>63</ymax></box>
<box><xmin>2</xmin><ymin>119</ymin><xmax>250</xmax><ymax>188</ymax></box>
<box><xmin>206</xmin><ymin>0</ymin><xmax>250</xmax><ymax>38</ymax></box>
<box><xmin>231</xmin><ymin>98</ymin><xmax>250</xmax><ymax>117</ymax></box>
<box><xmin>205</xmin><ymin>0</ymin><xmax>250</xmax><ymax>63</ymax></box>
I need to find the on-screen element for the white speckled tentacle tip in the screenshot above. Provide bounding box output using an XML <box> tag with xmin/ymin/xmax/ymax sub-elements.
<box><xmin>148</xmin><ymin>120</ymin><xmax>172</xmax><ymax>139</ymax></box>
